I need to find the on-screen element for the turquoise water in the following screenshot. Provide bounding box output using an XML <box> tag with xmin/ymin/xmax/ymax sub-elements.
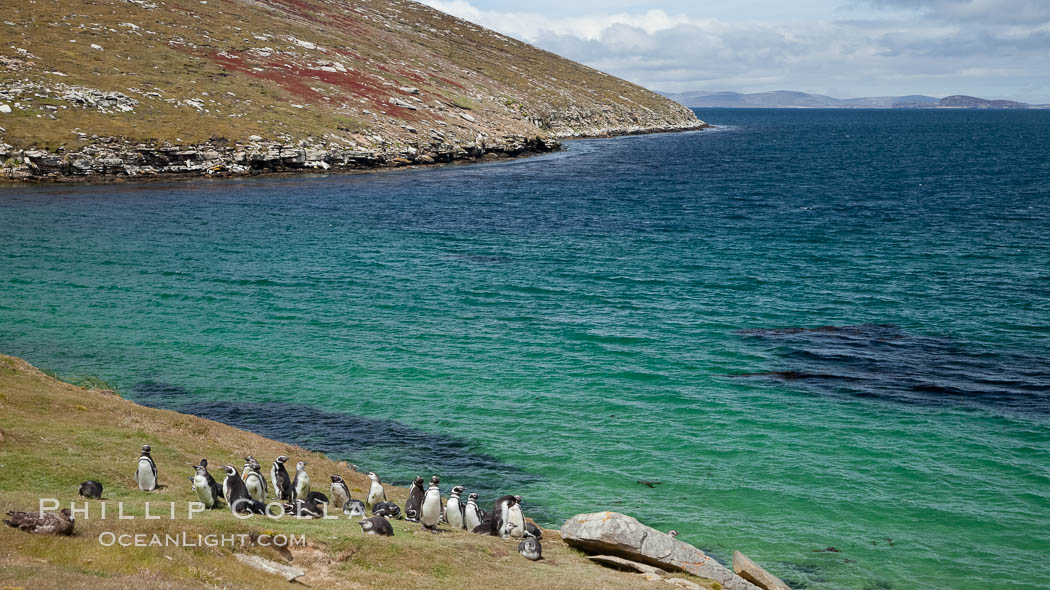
<box><xmin>2</xmin><ymin>109</ymin><xmax>1049</xmax><ymax>589</ymax></box>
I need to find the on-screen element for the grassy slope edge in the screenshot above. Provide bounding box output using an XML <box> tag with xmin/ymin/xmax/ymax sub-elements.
<box><xmin>0</xmin><ymin>354</ymin><xmax>718</xmax><ymax>589</ymax></box>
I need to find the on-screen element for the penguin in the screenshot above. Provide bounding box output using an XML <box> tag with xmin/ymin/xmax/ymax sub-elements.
<box><xmin>307</xmin><ymin>491</ymin><xmax>329</xmax><ymax>506</ymax></box>
<box><xmin>445</xmin><ymin>485</ymin><xmax>465</xmax><ymax>530</ymax></box>
<box><xmin>464</xmin><ymin>492</ymin><xmax>485</xmax><ymax>533</ymax></box>
<box><xmin>359</xmin><ymin>516</ymin><xmax>394</xmax><ymax>536</ymax></box>
<box><xmin>198</xmin><ymin>458</ymin><xmax>223</xmax><ymax>503</ymax></box>
<box><xmin>78</xmin><ymin>480</ymin><xmax>103</xmax><ymax>500</ymax></box>
<box><xmin>421</xmin><ymin>475</ymin><xmax>442</xmax><ymax>532</ymax></box>
<box><xmin>271</xmin><ymin>456</ymin><xmax>292</xmax><ymax>502</ymax></box>
<box><xmin>344</xmin><ymin>498</ymin><xmax>366</xmax><ymax>518</ymax></box>
<box><xmin>135</xmin><ymin>444</ymin><xmax>158</xmax><ymax>491</ymax></box>
<box><xmin>243</xmin><ymin>462</ymin><xmax>267</xmax><ymax>504</ymax></box>
<box><xmin>221</xmin><ymin>465</ymin><xmax>265</xmax><ymax>514</ymax></box>
<box><xmin>669</xmin><ymin>530</ymin><xmax>679</xmax><ymax>538</ymax></box>
<box><xmin>404</xmin><ymin>475</ymin><xmax>425</xmax><ymax>522</ymax></box>
<box><xmin>330</xmin><ymin>475</ymin><xmax>351</xmax><ymax>510</ymax></box>
<box><xmin>372</xmin><ymin>501</ymin><xmax>402</xmax><ymax>519</ymax></box>
<box><xmin>518</xmin><ymin>537</ymin><xmax>542</xmax><ymax>561</ymax></box>
<box><xmin>503</xmin><ymin>495</ymin><xmax>526</xmax><ymax>539</ymax></box>
<box><xmin>292</xmin><ymin>461</ymin><xmax>310</xmax><ymax>501</ymax></box>
<box><xmin>490</xmin><ymin>495</ymin><xmax>517</xmax><ymax>537</ymax></box>
<box><xmin>365</xmin><ymin>471</ymin><xmax>387</xmax><ymax>509</ymax></box>
<box><xmin>525</xmin><ymin>522</ymin><xmax>543</xmax><ymax>539</ymax></box>
<box><xmin>285</xmin><ymin>498</ymin><xmax>323</xmax><ymax>518</ymax></box>
<box><xmin>191</xmin><ymin>464</ymin><xmax>220</xmax><ymax>509</ymax></box>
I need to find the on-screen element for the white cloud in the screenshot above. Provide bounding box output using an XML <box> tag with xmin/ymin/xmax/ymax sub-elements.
<box><xmin>416</xmin><ymin>0</ymin><xmax>1050</xmax><ymax>102</ymax></box>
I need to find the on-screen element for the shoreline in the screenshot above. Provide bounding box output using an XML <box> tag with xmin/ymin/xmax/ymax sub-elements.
<box><xmin>0</xmin><ymin>352</ymin><xmax>747</xmax><ymax>589</ymax></box>
<box><xmin>0</xmin><ymin>122</ymin><xmax>708</xmax><ymax>185</ymax></box>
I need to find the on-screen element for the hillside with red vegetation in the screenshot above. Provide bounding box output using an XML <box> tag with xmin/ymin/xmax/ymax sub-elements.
<box><xmin>0</xmin><ymin>0</ymin><xmax>704</xmax><ymax>181</ymax></box>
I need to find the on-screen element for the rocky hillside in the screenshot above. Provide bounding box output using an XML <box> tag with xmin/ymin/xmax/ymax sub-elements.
<box><xmin>0</xmin><ymin>0</ymin><xmax>705</xmax><ymax>181</ymax></box>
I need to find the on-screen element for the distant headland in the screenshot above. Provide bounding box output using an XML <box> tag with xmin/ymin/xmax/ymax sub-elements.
<box><xmin>663</xmin><ymin>90</ymin><xmax>1048</xmax><ymax>110</ymax></box>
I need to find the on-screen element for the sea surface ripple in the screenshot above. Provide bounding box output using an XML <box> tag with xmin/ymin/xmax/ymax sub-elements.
<box><xmin>1</xmin><ymin>109</ymin><xmax>1049</xmax><ymax>589</ymax></box>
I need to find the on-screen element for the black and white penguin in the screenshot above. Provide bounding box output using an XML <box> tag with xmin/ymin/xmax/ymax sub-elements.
<box><xmin>292</xmin><ymin>461</ymin><xmax>311</xmax><ymax>501</ymax></box>
<box><xmin>198</xmin><ymin>459</ymin><xmax>223</xmax><ymax>503</ymax></box>
<box><xmin>359</xmin><ymin>516</ymin><xmax>394</xmax><ymax>536</ymax></box>
<box><xmin>518</xmin><ymin>538</ymin><xmax>542</xmax><ymax>561</ymax></box>
<box><xmin>330</xmin><ymin>475</ymin><xmax>351</xmax><ymax>510</ymax></box>
<box><xmin>192</xmin><ymin>464</ymin><xmax>220</xmax><ymax>509</ymax></box>
<box><xmin>669</xmin><ymin>530</ymin><xmax>679</xmax><ymax>538</ymax></box>
<box><xmin>365</xmin><ymin>472</ymin><xmax>387</xmax><ymax>509</ymax></box>
<box><xmin>222</xmin><ymin>465</ymin><xmax>265</xmax><ymax>514</ymax></box>
<box><xmin>285</xmin><ymin>497</ymin><xmax>323</xmax><ymax>518</ymax></box>
<box><xmin>421</xmin><ymin>475</ymin><xmax>442</xmax><ymax>532</ymax></box>
<box><xmin>445</xmin><ymin>485</ymin><xmax>465</xmax><ymax>530</ymax></box>
<box><xmin>135</xmin><ymin>445</ymin><xmax>158</xmax><ymax>491</ymax></box>
<box><xmin>243</xmin><ymin>460</ymin><xmax>267</xmax><ymax>503</ymax></box>
<box><xmin>489</xmin><ymin>495</ymin><xmax>517</xmax><ymax>537</ymax></box>
<box><xmin>271</xmin><ymin>456</ymin><xmax>292</xmax><ymax>502</ymax></box>
<box><xmin>464</xmin><ymin>492</ymin><xmax>485</xmax><ymax>533</ymax></box>
<box><xmin>307</xmin><ymin>491</ymin><xmax>329</xmax><ymax>506</ymax></box>
<box><xmin>503</xmin><ymin>495</ymin><xmax>526</xmax><ymax>539</ymax></box>
<box><xmin>525</xmin><ymin>522</ymin><xmax>543</xmax><ymax>539</ymax></box>
<box><xmin>344</xmin><ymin>498</ymin><xmax>366</xmax><ymax>518</ymax></box>
<box><xmin>404</xmin><ymin>475</ymin><xmax>425</xmax><ymax>522</ymax></box>
<box><xmin>78</xmin><ymin>480</ymin><xmax>103</xmax><ymax>500</ymax></box>
<box><xmin>371</xmin><ymin>501</ymin><xmax>402</xmax><ymax>519</ymax></box>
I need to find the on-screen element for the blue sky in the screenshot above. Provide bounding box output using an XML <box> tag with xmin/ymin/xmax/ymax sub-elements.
<box><xmin>417</xmin><ymin>0</ymin><xmax>1050</xmax><ymax>102</ymax></box>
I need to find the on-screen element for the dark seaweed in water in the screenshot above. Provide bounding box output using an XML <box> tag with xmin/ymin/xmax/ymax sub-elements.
<box><xmin>736</xmin><ymin>324</ymin><xmax>1050</xmax><ymax>412</ymax></box>
<box><xmin>132</xmin><ymin>384</ymin><xmax>552</xmax><ymax>520</ymax></box>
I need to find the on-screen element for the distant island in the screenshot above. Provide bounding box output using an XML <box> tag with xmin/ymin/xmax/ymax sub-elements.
<box><xmin>663</xmin><ymin>90</ymin><xmax>1047</xmax><ymax>110</ymax></box>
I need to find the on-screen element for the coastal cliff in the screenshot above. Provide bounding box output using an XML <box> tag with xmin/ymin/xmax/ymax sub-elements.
<box><xmin>0</xmin><ymin>0</ymin><xmax>705</xmax><ymax>182</ymax></box>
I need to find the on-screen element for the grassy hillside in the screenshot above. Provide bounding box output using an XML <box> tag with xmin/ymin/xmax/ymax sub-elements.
<box><xmin>0</xmin><ymin>354</ymin><xmax>719</xmax><ymax>589</ymax></box>
<box><xmin>0</xmin><ymin>0</ymin><xmax>701</xmax><ymax>161</ymax></box>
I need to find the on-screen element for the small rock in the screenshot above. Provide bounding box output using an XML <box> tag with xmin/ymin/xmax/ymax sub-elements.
<box><xmin>589</xmin><ymin>555</ymin><xmax>664</xmax><ymax>575</ymax></box>
<box><xmin>665</xmin><ymin>579</ymin><xmax>701</xmax><ymax>590</ymax></box>
<box><xmin>641</xmin><ymin>573</ymin><xmax>662</xmax><ymax>582</ymax></box>
<box><xmin>0</xmin><ymin>104</ymin><xmax>10</xmax><ymax>114</ymax></box>
<box><xmin>459</xmin><ymin>112</ymin><xmax>476</xmax><ymax>123</ymax></box>
<box><xmin>248</xmin><ymin>135</ymin><xmax>262</xmax><ymax>142</ymax></box>
<box><xmin>90</xmin><ymin>43</ymin><xmax>103</xmax><ymax>51</ymax></box>
<box><xmin>400</xmin><ymin>86</ymin><xmax>420</xmax><ymax>95</ymax></box>
<box><xmin>733</xmin><ymin>551</ymin><xmax>792</xmax><ymax>590</ymax></box>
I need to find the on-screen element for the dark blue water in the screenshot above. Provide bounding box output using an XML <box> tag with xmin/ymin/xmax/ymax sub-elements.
<box><xmin>2</xmin><ymin>109</ymin><xmax>1049</xmax><ymax>589</ymax></box>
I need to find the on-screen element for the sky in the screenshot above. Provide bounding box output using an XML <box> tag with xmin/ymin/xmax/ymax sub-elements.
<box><xmin>416</xmin><ymin>0</ymin><xmax>1050</xmax><ymax>103</ymax></box>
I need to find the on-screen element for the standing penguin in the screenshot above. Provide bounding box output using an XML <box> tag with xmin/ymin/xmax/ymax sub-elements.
<box><xmin>243</xmin><ymin>461</ymin><xmax>267</xmax><ymax>504</ymax></box>
<box><xmin>421</xmin><ymin>475</ymin><xmax>442</xmax><ymax>532</ymax></box>
<box><xmin>222</xmin><ymin>466</ymin><xmax>264</xmax><ymax>514</ymax></box>
<box><xmin>503</xmin><ymin>495</ymin><xmax>526</xmax><ymax>539</ymax></box>
<box><xmin>464</xmin><ymin>492</ymin><xmax>485</xmax><ymax>533</ymax></box>
<box><xmin>191</xmin><ymin>464</ymin><xmax>220</xmax><ymax>509</ymax></box>
<box><xmin>198</xmin><ymin>459</ymin><xmax>223</xmax><ymax>503</ymax></box>
<box><xmin>404</xmin><ymin>476</ymin><xmax>425</xmax><ymax>522</ymax></box>
<box><xmin>489</xmin><ymin>495</ymin><xmax>517</xmax><ymax>537</ymax></box>
<box><xmin>240</xmin><ymin>455</ymin><xmax>256</xmax><ymax>480</ymax></box>
<box><xmin>445</xmin><ymin>485</ymin><xmax>465</xmax><ymax>530</ymax></box>
<box><xmin>365</xmin><ymin>472</ymin><xmax>387</xmax><ymax>510</ymax></box>
<box><xmin>330</xmin><ymin>475</ymin><xmax>351</xmax><ymax>510</ymax></box>
<box><xmin>135</xmin><ymin>445</ymin><xmax>158</xmax><ymax>491</ymax></box>
<box><xmin>271</xmin><ymin>456</ymin><xmax>292</xmax><ymax>502</ymax></box>
<box><xmin>292</xmin><ymin>461</ymin><xmax>310</xmax><ymax>501</ymax></box>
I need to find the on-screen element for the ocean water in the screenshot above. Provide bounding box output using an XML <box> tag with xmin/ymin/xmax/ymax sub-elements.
<box><xmin>2</xmin><ymin>109</ymin><xmax>1049</xmax><ymax>589</ymax></box>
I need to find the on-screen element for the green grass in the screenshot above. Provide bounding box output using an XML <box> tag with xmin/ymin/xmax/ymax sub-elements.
<box><xmin>0</xmin><ymin>354</ymin><xmax>719</xmax><ymax>589</ymax></box>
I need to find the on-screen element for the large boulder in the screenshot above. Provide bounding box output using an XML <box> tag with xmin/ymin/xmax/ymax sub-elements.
<box><xmin>560</xmin><ymin>512</ymin><xmax>760</xmax><ymax>590</ymax></box>
<box><xmin>733</xmin><ymin>551</ymin><xmax>792</xmax><ymax>590</ymax></box>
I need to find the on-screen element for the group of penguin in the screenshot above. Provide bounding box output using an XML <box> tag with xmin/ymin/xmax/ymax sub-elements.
<box><xmin>125</xmin><ymin>445</ymin><xmax>543</xmax><ymax>561</ymax></box>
